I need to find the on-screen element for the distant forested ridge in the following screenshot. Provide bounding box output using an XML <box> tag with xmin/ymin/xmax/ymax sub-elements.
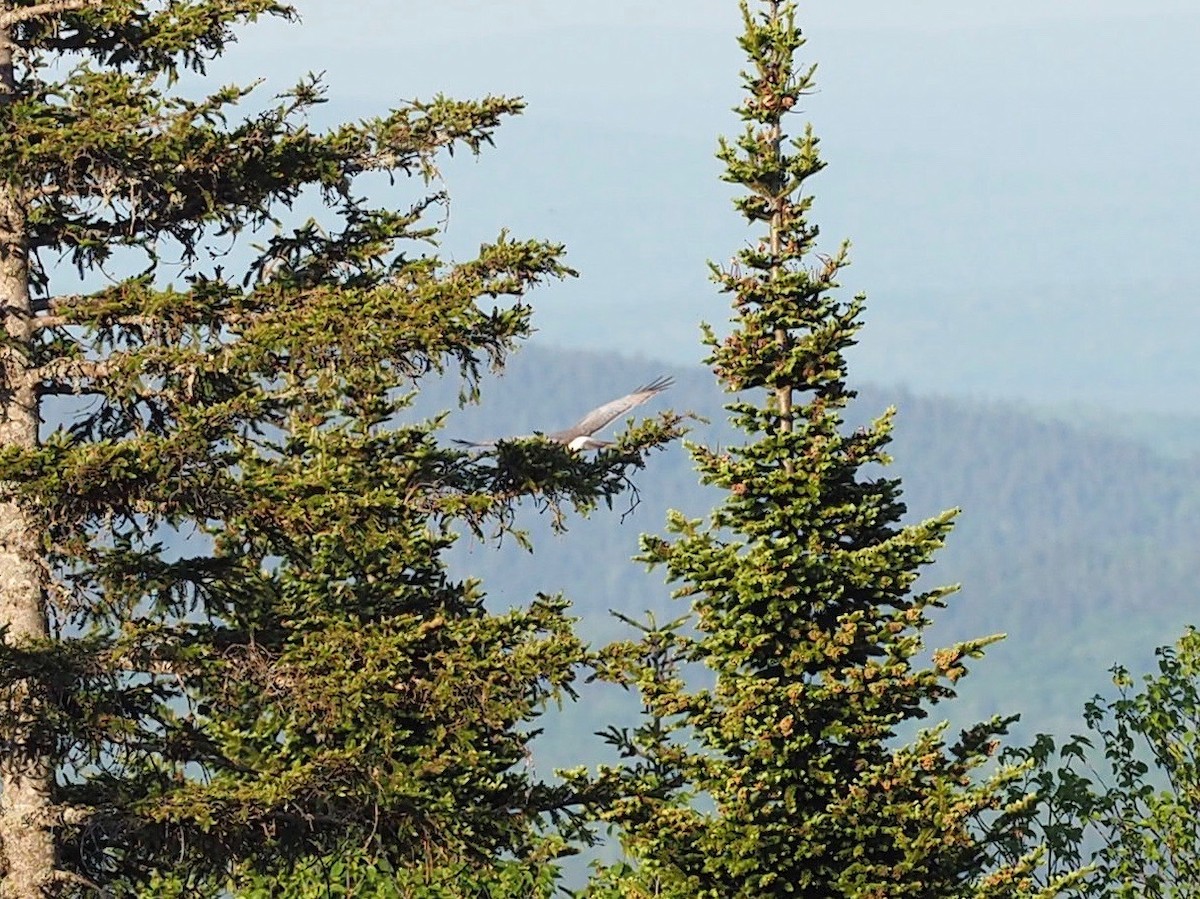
<box><xmin>421</xmin><ymin>345</ymin><xmax>1200</xmax><ymax>756</ymax></box>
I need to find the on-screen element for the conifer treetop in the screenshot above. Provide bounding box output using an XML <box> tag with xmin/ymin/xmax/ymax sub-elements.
<box><xmin>587</xmin><ymin>3</ymin><xmax>1068</xmax><ymax>896</ymax></box>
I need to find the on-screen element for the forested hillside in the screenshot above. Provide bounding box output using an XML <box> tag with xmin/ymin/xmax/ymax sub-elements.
<box><xmin>420</xmin><ymin>345</ymin><xmax>1200</xmax><ymax>755</ymax></box>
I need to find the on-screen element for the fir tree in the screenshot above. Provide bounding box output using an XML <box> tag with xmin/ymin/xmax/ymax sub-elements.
<box><xmin>0</xmin><ymin>2</ymin><xmax>679</xmax><ymax>896</ymax></box>
<box><xmin>588</xmin><ymin>3</ymin><xmax>1073</xmax><ymax>896</ymax></box>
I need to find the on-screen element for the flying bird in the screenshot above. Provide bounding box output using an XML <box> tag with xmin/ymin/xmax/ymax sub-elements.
<box><xmin>455</xmin><ymin>375</ymin><xmax>674</xmax><ymax>452</ymax></box>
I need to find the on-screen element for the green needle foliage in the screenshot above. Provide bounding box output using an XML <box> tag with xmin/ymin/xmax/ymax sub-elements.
<box><xmin>586</xmin><ymin>3</ymin><xmax>1075</xmax><ymax>896</ymax></box>
<box><xmin>0</xmin><ymin>2</ymin><xmax>680</xmax><ymax>896</ymax></box>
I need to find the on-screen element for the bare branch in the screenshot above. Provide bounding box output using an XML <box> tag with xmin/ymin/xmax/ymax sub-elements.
<box><xmin>0</xmin><ymin>0</ymin><xmax>103</xmax><ymax>30</ymax></box>
<box><xmin>33</xmin><ymin>356</ymin><xmax>113</xmax><ymax>388</ymax></box>
<box><xmin>56</xmin><ymin>806</ymin><xmax>92</xmax><ymax>827</ymax></box>
<box><xmin>35</xmin><ymin>382</ymin><xmax>108</xmax><ymax>397</ymax></box>
<box><xmin>48</xmin><ymin>867</ymin><xmax>106</xmax><ymax>895</ymax></box>
<box><xmin>29</xmin><ymin>294</ymin><xmax>83</xmax><ymax>315</ymax></box>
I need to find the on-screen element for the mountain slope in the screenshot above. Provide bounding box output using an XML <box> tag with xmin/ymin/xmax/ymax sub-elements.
<box><xmin>417</xmin><ymin>345</ymin><xmax>1200</xmax><ymax>757</ymax></box>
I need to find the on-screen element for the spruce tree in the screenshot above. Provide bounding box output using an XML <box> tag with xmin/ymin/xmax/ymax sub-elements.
<box><xmin>0</xmin><ymin>2</ymin><xmax>678</xmax><ymax>896</ymax></box>
<box><xmin>588</xmin><ymin>2</ymin><xmax>1069</xmax><ymax>896</ymax></box>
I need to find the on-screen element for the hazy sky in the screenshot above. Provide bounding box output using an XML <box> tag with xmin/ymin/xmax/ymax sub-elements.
<box><xmin>210</xmin><ymin>2</ymin><xmax>1200</xmax><ymax>414</ymax></box>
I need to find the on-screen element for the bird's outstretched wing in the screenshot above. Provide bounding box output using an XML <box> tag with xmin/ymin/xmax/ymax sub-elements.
<box><xmin>552</xmin><ymin>375</ymin><xmax>674</xmax><ymax>441</ymax></box>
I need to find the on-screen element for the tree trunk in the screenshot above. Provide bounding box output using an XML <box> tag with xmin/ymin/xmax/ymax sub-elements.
<box><xmin>0</xmin><ymin>16</ymin><xmax>55</xmax><ymax>898</ymax></box>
